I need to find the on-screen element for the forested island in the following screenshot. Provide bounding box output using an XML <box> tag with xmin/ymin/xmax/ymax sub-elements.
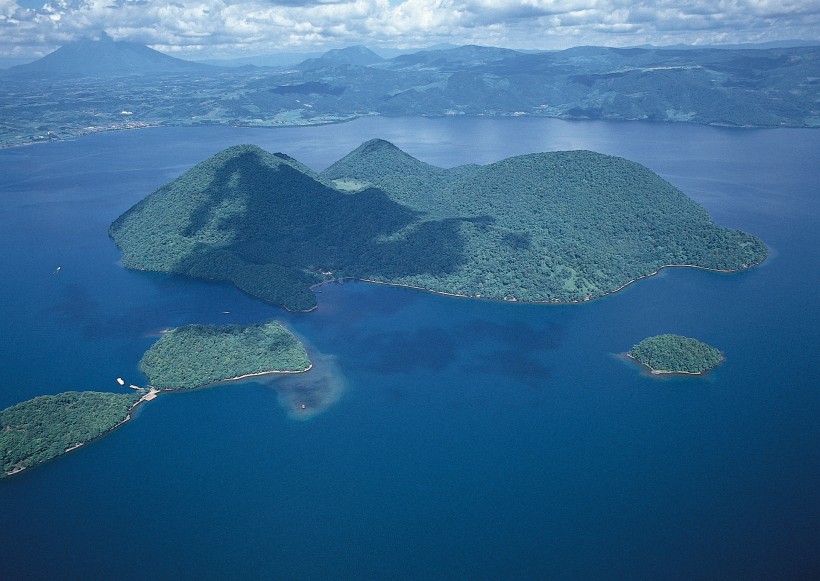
<box><xmin>110</xmin><ymin>140</ymin><xmax>767</xmax><ymax>311</ymax></box>
<box><xmin>140</xmin><ymin>321</ymin><xmax>311</xmax><ymax>390</ymax></box>
<box><xmin>628</xmin><ymin>334</ymin><xmax>724</xmax><ymax>375</ymax></box>
<box><xmin>1</xmin><ymin>391</ymin><xmax>143</xmax><ymax>477</ymax></box>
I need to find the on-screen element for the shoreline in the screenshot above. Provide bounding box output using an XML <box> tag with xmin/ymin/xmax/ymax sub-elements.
<box><xmin>623</xmin><ymin>352</ymin><xmax>724</xmax><ymax>377</ymax></box>
<box><xmin>2</xmin><ymin>115</ymin><xmax>810</xmax><ymax>150</ymax></box>
<box><xmin>149</xmin><ymin>363</ymin><xmax>314</xmax><ymax>393</ymax></box>
<box><xmin>308</xmin><ymin>258</ymin><xmax>765</xmax><ymax>309</ymax></box>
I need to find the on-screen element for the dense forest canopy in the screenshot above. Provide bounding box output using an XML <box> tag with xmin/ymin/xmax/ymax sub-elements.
<box><xmin>140</xmin><ymin>321</ymin><xmax>311</xmax><ymax>390</ymax></box>
<box><xmin>629</xmin><ymin>334</ymin><xmax>724</xmax><ymax>374</ymax></box>
<box><xmin>110</xmin><ymin>140</ymin><xmax>767</xmax><ymax>311</ymax></box>
<box><xmin>1</xmin><ymin>391</ymin><xmax>141</xmax><ymax>476</ymax></box>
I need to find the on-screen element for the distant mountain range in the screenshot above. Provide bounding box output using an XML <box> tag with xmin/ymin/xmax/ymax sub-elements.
<box><xmin>1</xmin><ymin>37</ymin><xmax>818</xmax><ymax>146</ymax></box>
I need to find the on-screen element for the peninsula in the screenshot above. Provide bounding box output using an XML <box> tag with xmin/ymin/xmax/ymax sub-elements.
<box><xmin>139</xmin><ymin>321</ymin><xmax>311</xmax><ymax>390</ymax></box>
<box><xmin>110</xmin><ymin>140</ymin><xmax>767</xmax><ymax>311</ymax></box>
<box><xmin>628</xmin><ymin>334</ymin><xmax>724</xmax><ymax>375</ymax></box>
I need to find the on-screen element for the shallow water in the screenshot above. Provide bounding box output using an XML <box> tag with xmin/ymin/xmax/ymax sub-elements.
<box><xmin>1</xmin><ymin>117</ymin><xmax>818</xmax><ymax>579</ymax></box>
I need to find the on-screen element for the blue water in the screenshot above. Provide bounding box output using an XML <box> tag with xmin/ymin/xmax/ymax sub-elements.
<box><xmin>1</xmin><ymin>118</ymin><xmax>818</xmax><ymax>579</ymax></box>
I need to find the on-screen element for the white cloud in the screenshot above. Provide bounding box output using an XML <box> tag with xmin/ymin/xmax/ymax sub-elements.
<box><xmin>1</xmin><ymin>0</ymin><xmax>819</xmax><ymax>60</ymax></box>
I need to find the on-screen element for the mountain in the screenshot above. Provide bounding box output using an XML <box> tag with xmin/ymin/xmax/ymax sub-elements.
<box><xmin>296</xmin><ymin>45</ymin><xmax>384</xmax><ymax>71</ymax></box>
<box><xmin>110</xmin><ymin>141</ymin><xmax>766</xmax><ymax>311</ymax></box>
<box><xmin>4</xmin><ymin>34</ymin><xmax>213</xmax><ymax>78</ymax></box>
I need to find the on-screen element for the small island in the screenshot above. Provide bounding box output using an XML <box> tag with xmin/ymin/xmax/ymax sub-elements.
<box><xmin>628</xmin><ymin>334</ymin><xmax>724</xmax><ymax>375</ymax></box>
<box><xmin>140</xmin><ymin>321</ymin><xmax>311</xmax><ymax>390</ymax></box>
<box><xmin>1</xmin><ymin>390</ymin><xmax>144</xmax><ymax>477</ymax></box>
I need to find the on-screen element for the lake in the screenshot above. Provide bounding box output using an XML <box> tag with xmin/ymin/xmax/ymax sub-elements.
<box><xmin>1</xmin><ymin>117</ymin><xmax>818</xmax><ymax>579</ymax></box>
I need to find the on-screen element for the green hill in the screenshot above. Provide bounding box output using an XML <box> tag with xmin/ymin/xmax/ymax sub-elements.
<box><xmin>110</xmin><ymin>140</ymin><xmax>767</xmax><ymax>310</ymax></box>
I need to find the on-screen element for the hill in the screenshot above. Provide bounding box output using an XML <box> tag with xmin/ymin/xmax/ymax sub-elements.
<box><xmin>297</xmin><ymin>45</ymin><xmax>384</xmax><ymax>71</ymax></box>
<box><xmin>110</xmin><ymin>141</ymin><xmax>767</xmax><ymax>311</ymax></box>
<box><xmin>4</xmin><ymin>34</ymin><xmax>212</xmax><ymax>78</ymax></box>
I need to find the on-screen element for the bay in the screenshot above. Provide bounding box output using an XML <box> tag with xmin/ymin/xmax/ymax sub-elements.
<box><xmin>0</xmin><ymin>117</ymin><xmax>818</xmax><ymax>579</ymax></box>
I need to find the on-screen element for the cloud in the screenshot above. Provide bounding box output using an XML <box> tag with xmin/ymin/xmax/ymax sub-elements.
<box><xmin>1</xmin><ymin>0</ymin><xmax>819</xmax><ymax>60</ymax></box>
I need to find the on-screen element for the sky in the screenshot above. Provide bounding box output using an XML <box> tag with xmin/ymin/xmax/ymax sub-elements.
<box><xmin>1</xmin><ymin>0</ymin><xmax>819</xmax><ymax>63</ymax></box>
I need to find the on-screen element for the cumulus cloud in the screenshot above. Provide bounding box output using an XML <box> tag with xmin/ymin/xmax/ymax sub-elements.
<box><xmin>1</xmin><ymin>0</ymin><xmax>818</xmax><ymax>60</ymax></box>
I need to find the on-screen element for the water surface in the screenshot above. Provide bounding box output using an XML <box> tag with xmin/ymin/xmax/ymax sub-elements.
<box><xmin>1</xmin><ymin>118</ymin><xmax>818</xmax><ymax>579</ymax></box>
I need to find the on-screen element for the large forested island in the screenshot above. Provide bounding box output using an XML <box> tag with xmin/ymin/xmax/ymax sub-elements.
<box><xmin>140</xmin><ymin>321</ymin><xmax>311</xmax><ymax>390</ymax></box>
<box><xmin>1</xmin><ymin>391</ymin><xmax>142</xmax><ymax>477</ymax></box>
<box><xmin>628</xmin><ymin>334</ymin><xmax>724</xmax><ymax>375</ymax></box>
<box><xmin>110</xmin><ymin>140</ymin><xmax>767</xmax><ymax>311</ymax></box>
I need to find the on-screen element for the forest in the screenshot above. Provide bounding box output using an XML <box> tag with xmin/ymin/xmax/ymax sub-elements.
<box><xmin>140</xmin><ymin>321</ymin><xmax>311</xmax><ymax>390</ymax></box>
<box><xmin>0</xmin><ymin>391</ymin><xmax>141</xmax><ymax>476</ymax></box>
<box><xmin>110</xmin><ymin>140</ymin><xmax>768</xmax><ymax>311</ymax></box>
<box><xmin>629</xmin><ymin>334</ymin><xmax>724</xmax><ymax>374</ymax></box>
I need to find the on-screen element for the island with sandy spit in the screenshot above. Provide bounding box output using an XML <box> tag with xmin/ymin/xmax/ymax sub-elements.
<box><xmin>1</xmin><ymin>390</ymin><xmax>145</xmax><ymax>477</ymax></box>
<box><xmin>109</xmin><ymin>140</ymin><xmax>767</xmax><ymax>311</ymax></box>
<box><xmin>139</xmin><ymin>321</ymin><xmax>311</xmax><ymax>390</ymax></box>
<box><xmin>628</xmin><ymin>334</ymin><xmax>724</xmax><ymax>376</ymax></box>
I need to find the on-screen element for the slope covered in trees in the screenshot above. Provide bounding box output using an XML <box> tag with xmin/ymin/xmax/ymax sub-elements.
<box><xmin>1</xmin><ymin>391</ymin><xmax>141</xmax><ymax>476</ymax></box>
<box><xmin>110</xmin><ymin>140</ymin><xmax>767</xmax><ymax>310</ymax></box>
<box><xmin>629</xmin><ymin>334</ymin><xmax>723</xmax><ymax>374</ymax></box>
<box><xmin>140</xmin><ymin>322</ymin><xmax>311</xmax><ymax>390</ymax></box>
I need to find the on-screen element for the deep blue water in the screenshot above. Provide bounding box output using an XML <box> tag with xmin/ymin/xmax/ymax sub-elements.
<box><xmin>1</xmin><ymin>118</ymin><xmax>818</xmax><ymax>579</ymax></box>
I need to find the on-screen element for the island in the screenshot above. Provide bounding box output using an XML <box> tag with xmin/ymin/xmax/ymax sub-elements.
<box><xmin>110</xmin><ymin>140</ymin><xmax>767</xmax><ymax>311</ymax></box>
<box><xmin>1</xmin><ymin>390</ymin><xmax>144</xmax><ymax>477</ymax></box>
<box><xmin>139</xmin><ymin>321</ymin><xmax>311</xmax><ymax>390</ymax></box>
<box><xmin>628</xmin><ymin>334</ymin><xmax>724</xmax><ymax>375</ymax></box>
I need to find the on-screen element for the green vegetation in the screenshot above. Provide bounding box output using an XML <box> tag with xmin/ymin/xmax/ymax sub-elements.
<box><xmin>111</xmin><ymin>140</ymin><xmax>767</xmax><ymax>311</ymax></box>
<box><xmin>140</xmin><ymin>321</ymin><xmax>311</xmax><ymax>390</ymax></box>
<box><xmin>629</xmin><ymin>334</ymin><xmax>724</xmax><ymax>374</ymax></box>
<box><xmin>1</xmin><ymin>390</ymin><xmax>141</xmax><ymax>476</ymax></box>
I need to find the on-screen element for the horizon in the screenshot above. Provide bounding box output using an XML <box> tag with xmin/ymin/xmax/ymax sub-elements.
<box><xmin>2</xmin><ymin>0</ymin><xmax>819</xmax><ymax>67</ymax></box>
